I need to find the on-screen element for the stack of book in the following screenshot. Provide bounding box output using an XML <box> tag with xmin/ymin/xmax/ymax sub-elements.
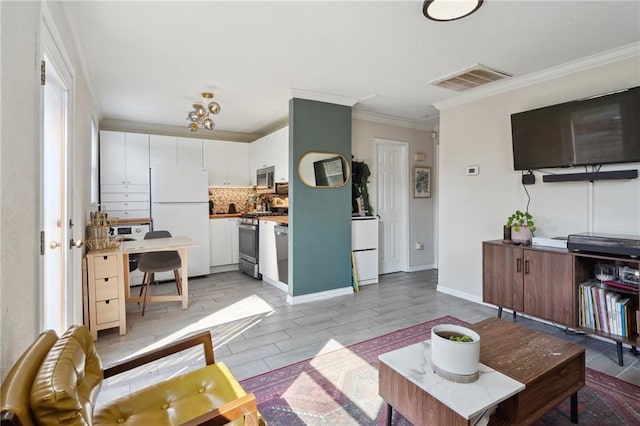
<box><xmin>578</xmin><ymin>280</ymin><xmax>638</xmax><ymax>337</ymax></box>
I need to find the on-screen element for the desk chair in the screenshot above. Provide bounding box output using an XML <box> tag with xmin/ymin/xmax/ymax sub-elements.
<box><xmin>138</xmin><ymin>230</ymin><xmax>183</xmax><ymax>316</ymax></box>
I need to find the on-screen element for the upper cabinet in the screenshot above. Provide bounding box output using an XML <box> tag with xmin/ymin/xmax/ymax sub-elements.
<box><xmin>203</xmin><ymin>141</ymin><xmax>250</xmax><ymax>186</ymax></box>
<box><xmin>149</xmin><ymin>135</ymin><xmax>177</xmax><ymax>168</ymax></box>
<box><xmin>249</xmin><ymin>126</ymin><xmax>289</xmax><ymax>184</ymax></box>
<box><xmin>177</xmin><ymin>137</ymin><xmax>203</xmax><ymax>168</ymax></box>
<box><xmin>103</xmin><ymin>131</ymin><xmax>251</xmax><ymax>188</ymax></box>
<box><xmin>100</xmin><ymin>131</ymin><xmax>149</xmax><ymax>185</ymax></box>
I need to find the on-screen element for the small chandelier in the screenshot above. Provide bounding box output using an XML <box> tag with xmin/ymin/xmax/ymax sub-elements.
<box><xmin>187</xmin><ymin>92</ymin><xmax>221</xmax><ymax>132</ymax></box>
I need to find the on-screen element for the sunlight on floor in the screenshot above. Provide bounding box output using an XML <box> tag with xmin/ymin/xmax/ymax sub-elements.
<box><xmin>281</xmin><ymin>338</ymin><xmax>383</xmax><ymax>423</ymax></box>
<box><xmin>130</xmin><ymin>294</ymin><xmax>274</xmax><ymax>358</ymax></box>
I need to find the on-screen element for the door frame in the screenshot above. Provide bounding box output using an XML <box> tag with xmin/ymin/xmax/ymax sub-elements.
<box><xmin>39</xmin><ymin>5</ymin><xmax>76</xmax><ymax>332</ymax></box>
<box><xmin>373</xmin><ymin>138</ymin><xmax>410</xmax><ymax>273</ymax></box>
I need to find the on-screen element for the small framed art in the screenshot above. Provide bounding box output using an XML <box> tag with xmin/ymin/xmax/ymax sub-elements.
<box><xmin>414</xmin><ymin>167</ymin><xmax>431</xmax><ymax>198</ymax></box>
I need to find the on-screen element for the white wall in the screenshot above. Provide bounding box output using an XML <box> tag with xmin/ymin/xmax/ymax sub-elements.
<box><xmin>437</xmin><ymin>55</ymin><xmax>640</xmax><ymax>301</ymax></box>
<box><xmin>1</xmin><ymin>1</ymin><xmax>95</xmax><ymax>380</ymax></box>
<box><xmin>352</xmin><ymin>117</ymin><xmax>435</xmax><ymax>270</ymax></box>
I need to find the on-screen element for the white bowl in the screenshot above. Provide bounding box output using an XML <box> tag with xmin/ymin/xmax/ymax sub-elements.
<box><xmin>431</xmin><ymin>324</ymin><xmax>481</xmax><ymax>382</ymax></box>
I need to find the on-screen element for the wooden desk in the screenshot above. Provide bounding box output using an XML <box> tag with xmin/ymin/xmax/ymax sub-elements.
<box><xmin>121</xmin><ymin>236</ymin><xmax>197</xmax><ymax>309</ymax></box>
<box><xmin>379</xmin><ymin>318</ymin><xmax>585</xmax><ymax>425</ymax></box>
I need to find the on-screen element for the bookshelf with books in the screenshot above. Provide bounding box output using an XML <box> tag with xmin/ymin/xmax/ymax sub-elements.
<box><xmin>574</xmin><ymin>252</ymin><xmax>639</xmax><ymax>366</ymax></box>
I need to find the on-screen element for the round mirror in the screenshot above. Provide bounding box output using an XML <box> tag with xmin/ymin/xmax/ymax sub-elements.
<box><xmin>298</xmin><ymin>152</ymin><xmax>350</xmax><ymax>188</ymax></box>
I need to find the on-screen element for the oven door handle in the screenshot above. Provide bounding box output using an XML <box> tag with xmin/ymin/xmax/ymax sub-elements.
<box><xmin>239</xmin><ymin>224</ymin><xmax>257</xmax><ymax>230</ymax></box>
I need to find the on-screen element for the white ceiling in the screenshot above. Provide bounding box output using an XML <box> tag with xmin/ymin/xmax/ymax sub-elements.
<box><xmin>62</xmin><ymin>1</ymin><xmax>640</xmax><ymax>138</ymax></box>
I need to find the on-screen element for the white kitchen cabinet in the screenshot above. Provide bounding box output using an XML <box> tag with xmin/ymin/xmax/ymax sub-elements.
<box><xmin>203</xmin><ymin>140</ymin><xmax>227</xmax><ymax>186</ymax></box>
<box><xmin>100</xmin><ymin>184</ymin><xmax>150</xmax><ymax>219</ymax></box>
<box><xmin>149</xmin><ymin>135</ymin><xmax>177</xmax><ymax>168</ymax></box>
<box><xmin>352</xmin><ymin>216</ymin><xmax>379</xmax><ymax>286</ymax></box>
<box><xmin>203</xmin><ymin>140</ymin><xmax>250</xmax><ymax>186</ymax></box>
<box><xmin>209</xmin><ymin>218</ymin><xmax>240</xmax><ymax>270</ymax></box>
<box><xmin>100</xmin><ymin>131</ymin><xmax>149</xmax><ymax>185</ymax></box>
<box><xmin>249</xmin><ymin>126</ymin><xmax>289</xmax><ymax>184</ymax></box>
<box><xmin>259</xmin><ymin>220</ymin><xmax>278</xmax><ymax>282</ymax></box>
<box><xmin>177</xmin><ymin>137</ymin><xmax>203</xmax><ymax>168</ymax></box>
<box><xmin>226</xmin><ymin>142</ymin><xmax>250</xmax><ymax>186</ymax></box>
<box><xmin>271</xmin><ymin>127</ymin><xmax>289</xmax><ymax>182</ymax></box>
<box><xmin>230</xmin><ymin>218</ymin><xmax>240</xmax><ymax>264</ymax></box>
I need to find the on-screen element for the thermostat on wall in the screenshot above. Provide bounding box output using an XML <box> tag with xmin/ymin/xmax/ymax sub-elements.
<box><xmin>466</xmin><ymin>165</ymin><xmax>479</xmax><ymax>176</ymax></box>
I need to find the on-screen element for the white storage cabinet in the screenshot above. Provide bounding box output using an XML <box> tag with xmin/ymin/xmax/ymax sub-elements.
<box><xmin>352</xmin><ymin>216</ymin><xmax>379</xmax><ymax>285</ymax></box>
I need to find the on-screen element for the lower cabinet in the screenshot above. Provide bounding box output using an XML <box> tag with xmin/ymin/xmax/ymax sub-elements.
<box><xmin>352</xmin><ymin>217</ymin><xmax>379</xmax><ymax>286</ymax></box>
<box><xmin>523</xmin><ymin>249</ymin><xmax>574</xmax><ymax>326</ymax></box>
<box><xmin>259</xmin><ymin>220</ymin><xmax>278</xmax><ymax>282</ymax></box>
<box><xmin>482</xmin><ymin>243</ymin><xmax>524</xmax><ymax>312</ymax></box>
<box><xmin>209</xmin><ymin>218</ymin><xmax>240</xmax><ymax>271</ymax></box>
<box><xmin>482</xmin><ymin>241</ymin><xmax>574</xmax><ymax>326</ymax></box>
<box><xmin>483</xmin><ymin>240</ymin><xmax>640</xmax><ymax>368</ymax></box>
<box><xmin>84</xmin><ymin>250</ymin><xmax>126</xmax><ymax>341</ymax></box>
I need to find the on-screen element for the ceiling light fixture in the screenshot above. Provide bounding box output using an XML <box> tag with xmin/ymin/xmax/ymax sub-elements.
<box><xmin>187</xmin><ymin>92</ymin><xmax>221</xmax><ymax>132</ymax></box>
<box><xmin>423</xmin><ymin>0</ymin><xmax>483</xmax><ymax>22</ymax></box>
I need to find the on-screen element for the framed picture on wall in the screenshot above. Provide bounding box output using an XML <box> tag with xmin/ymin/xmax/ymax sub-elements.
<box><xmin>414</xmin><ymin>167</ymin><xmax>431</xmax><ymax>198</ymax></box>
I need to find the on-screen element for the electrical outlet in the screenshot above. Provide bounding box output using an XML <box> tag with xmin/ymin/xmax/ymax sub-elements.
<box><xmin>466</xmin><ymin>165</ymin><xmax>479</xmax><ymax>176</ymax></box>
<box><xmin>415</xmin><ymin>242</ymin><xmax>424</xmax><ymax>250</ymax></box>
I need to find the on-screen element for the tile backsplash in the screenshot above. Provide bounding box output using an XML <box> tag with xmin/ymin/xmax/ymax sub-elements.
<box><xmin>209</xmin><ymin>187</ymin><xmax>253</xmax><ymax>214</ymax></box>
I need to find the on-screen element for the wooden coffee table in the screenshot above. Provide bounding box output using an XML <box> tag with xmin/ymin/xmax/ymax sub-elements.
<box><xmin>379</xmin><ymin>317</ymin><xmax>585</xmax><ymax>425</ymax></box>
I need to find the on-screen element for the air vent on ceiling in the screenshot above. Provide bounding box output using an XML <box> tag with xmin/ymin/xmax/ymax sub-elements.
<box><xmin>431</xmin><ymin>64</ymin><xmax>513</xmax><ymax>92</ymax></box>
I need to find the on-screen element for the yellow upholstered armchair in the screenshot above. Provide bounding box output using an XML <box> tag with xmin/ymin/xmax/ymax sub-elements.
<box><xmin>1</xmin><ymin>325</ymin><xmax>264</xmax><ymax>426</ymax></box>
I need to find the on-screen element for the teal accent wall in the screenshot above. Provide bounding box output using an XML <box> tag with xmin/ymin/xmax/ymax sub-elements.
<box><xmin>289</xmin><ymin>99</ymin><xmax>352</xmax><ymax>297</ymax></box>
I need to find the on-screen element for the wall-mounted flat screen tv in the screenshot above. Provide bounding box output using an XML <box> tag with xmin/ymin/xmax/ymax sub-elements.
<box><xmin>511</xmin><ymin>86</ymin><xmax>640</xmax><ymax>170</ymax></box>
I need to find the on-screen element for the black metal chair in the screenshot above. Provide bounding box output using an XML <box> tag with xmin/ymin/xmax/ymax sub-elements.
<box><xmin>137</xmin><ymin>230</ymin><xmax>182</xmax><ymax>316</ymax></box>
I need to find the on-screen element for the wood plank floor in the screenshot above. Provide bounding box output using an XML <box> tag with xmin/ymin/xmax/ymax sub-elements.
<box><xmin>95</xmin><ymin>269</ymin><xmax>639</xmax><ymax>405</ymax></box>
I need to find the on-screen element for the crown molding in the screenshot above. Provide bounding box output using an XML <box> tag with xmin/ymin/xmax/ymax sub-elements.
<box><xmin>434</xmin><ymin>42</ymin><xmax>640</xmax><ymax>111</ymax></box>
<box><xmin>99</xmin><ymin>119</ymin><xmax>261</xmax><ymax>143</ymax></box>
<box><xmin>352</xmin><ymin>109</ymin><xmax>436</xmax><ymax>131</ymax></box>
<box><xmin>290</xmin><ymin>88</ymin><xmax>358</xmax><ymax>106</ymax></box>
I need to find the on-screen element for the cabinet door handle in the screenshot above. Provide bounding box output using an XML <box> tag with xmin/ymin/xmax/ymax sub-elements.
<box><xmin>524</xmin><ymin>260</ymin><xmax>530</xmax><ymax>275</ymax></box>
<box><xmin>516</xmin><ymin>258</ymin><xmax>521</xmax><ymax>273</ymax></box>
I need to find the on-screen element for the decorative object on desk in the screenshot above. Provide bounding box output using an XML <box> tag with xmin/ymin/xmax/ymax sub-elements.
<box><xmin>414</xmin><ymin>166</ymin><xmax>431</xmax><ymax>198</ymax></box>
<box><xmin>86</xmin><ymin>210</ymin><xmax>120</xmax><ymax>252</ymax></box>
<box><xmin>431</xmin><ymin>324</ymin><xmax>480</xmax><ymax>383</ymax></box>
<box><xmin>241</xmin><ymin>316</ymin><xmax>640</xmax><ymax>426</ymax></box>
<box><xmin>503</xmin><ymin>225</ymin><xmax>512</xmax><ymax>243</ymax></box>
<box><xmin>507</xmin><ymin>210</ymin><xmax>535</xmax><ymax>245</ymax></box>
<box><xmin>352</xmin><ymin>159</ymin><xmax>374</xmax><ymax>216</ymax></box>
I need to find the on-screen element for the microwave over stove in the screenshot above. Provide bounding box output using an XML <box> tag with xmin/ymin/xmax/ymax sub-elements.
<box><xmin>256</xmin><ymin>166</ymin><xmax>275</xmax><ymax>193</ymax></box>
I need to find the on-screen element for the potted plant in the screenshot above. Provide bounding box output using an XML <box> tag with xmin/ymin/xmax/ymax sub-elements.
<box><xmin>506</xmin><ymin>210</ymin><xmax>536</xmax><ymax>245</ymax></box>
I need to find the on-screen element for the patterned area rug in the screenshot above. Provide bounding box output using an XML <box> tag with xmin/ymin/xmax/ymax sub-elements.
<box><xmin>240</xmin><ymin>315</ymin><xmax>640</xmax><ymax>425</ymax></box>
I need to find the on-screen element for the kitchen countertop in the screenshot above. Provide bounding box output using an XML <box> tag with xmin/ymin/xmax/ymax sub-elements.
<box><xmin>112</xmin><ymin>217</ymin><xmax>151</xmax><ymax>225</ymax></box>
<box><xmin>209</xmin><ymin>213</ymin><xmax>243</xmax><ymax>219</ymax></box>
<box><xmin>259</xmin><ymin>216</ymin><xmax>288</xmax><ymax>225</ymax></box>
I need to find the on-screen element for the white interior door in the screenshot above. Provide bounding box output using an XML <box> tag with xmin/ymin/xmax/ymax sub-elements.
<box><xmin>375</xmin><ymin>139</ymin><xmax>408</xmax><ymax>274</ymax></box>
<box><xmin>41</xmin><ymin>17</ymin><xmax>74</xmax><ymax>335</ymax></box>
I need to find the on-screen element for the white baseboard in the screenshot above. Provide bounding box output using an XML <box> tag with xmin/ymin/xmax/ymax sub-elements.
<box><xmin>263</xmin><ymin>276</ymin><xmax>288</xmax><ymax>293</ymax></box>
<box><xmin>408</xmin><ymin>264</ymin><xmax>436</xmax><ymax>272</ymax></box>
<box><xmin>436</xmin><ymin>284</ymin><xmax>484</xmax><ymax>305</ymax></box>
<box><xmin>286</xmin><ymin>286</ymin><xmax>354</xmax><ymax>305</ymax></box>
<box><xmin>210</xmin><ymin>264</ymin><xmax>239</xmax><ymax>274</ymax></box>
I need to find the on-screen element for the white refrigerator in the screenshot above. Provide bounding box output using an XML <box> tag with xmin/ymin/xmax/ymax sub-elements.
<box><xmin>151</xmin><ymin>166</ymin><xmax>210</xmax><ymax>279</ymax></box>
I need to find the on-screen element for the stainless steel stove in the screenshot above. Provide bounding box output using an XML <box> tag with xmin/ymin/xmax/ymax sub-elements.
<box><xmin>240</xmin><ymin>211</ymin><xmax>278</xmax><ymax>225</ymax></box>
